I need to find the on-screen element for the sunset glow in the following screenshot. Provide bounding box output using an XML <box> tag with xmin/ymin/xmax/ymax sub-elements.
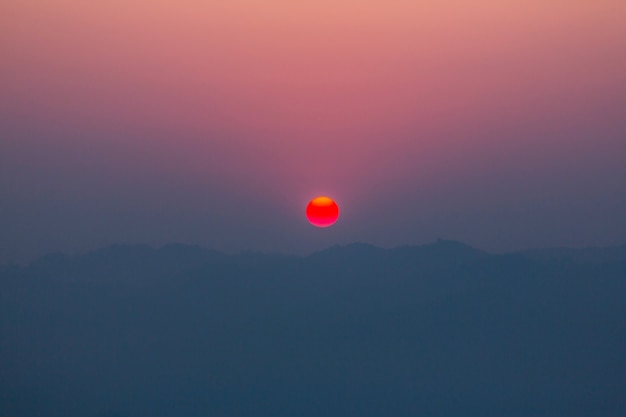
<box><xmin>1</xmin><ymin>0</ymin><xmax>625</xmax><ymax>259</ymax></box>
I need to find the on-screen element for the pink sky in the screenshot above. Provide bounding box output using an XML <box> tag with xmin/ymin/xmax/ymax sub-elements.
<box><xmin>1</xmin><ymin>0</ymin><xmax>625</xmax><ymax>259</ymax></box>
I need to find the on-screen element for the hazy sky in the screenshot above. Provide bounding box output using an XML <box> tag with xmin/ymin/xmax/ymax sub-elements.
<box><xmin>1</xmin><ymin>0</ymin><xmax>625</xmax><ymax>261</ymax></box>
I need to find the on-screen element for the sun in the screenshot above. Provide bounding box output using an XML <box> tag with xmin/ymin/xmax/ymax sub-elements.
<box><xmin>306</xmin><ymin>196</ymin><xmax>340</xmax><ymax>228</ymax></box>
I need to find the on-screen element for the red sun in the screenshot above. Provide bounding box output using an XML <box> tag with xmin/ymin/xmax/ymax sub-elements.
<box><xmin>306</xmin><ymin>196</ymin><xmax>340</xmax><ymax>227</ymax></box>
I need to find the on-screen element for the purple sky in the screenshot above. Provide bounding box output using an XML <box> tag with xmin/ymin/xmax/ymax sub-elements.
<box><xmin>1</xmin><ymin>0</ymin><xmax>625</xmax><ymax>262</ymax></box>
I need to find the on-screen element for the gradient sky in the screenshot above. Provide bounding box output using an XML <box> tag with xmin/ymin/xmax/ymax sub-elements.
<box><xmin>1</xmin><ymin>0</ymin><xmax>625</xmax><ymax>261</ymax></box>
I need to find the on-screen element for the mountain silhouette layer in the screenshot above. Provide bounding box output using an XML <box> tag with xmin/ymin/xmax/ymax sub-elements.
<box><xmin>1</xmin><ymin>240</ymin><xmax>625</xmax><ymax>417</ymax></box>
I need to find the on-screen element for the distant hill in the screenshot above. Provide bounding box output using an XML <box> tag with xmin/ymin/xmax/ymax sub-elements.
<box><xmin>519</xmin><ymin>244</ymin><xmax>626</xmax><ymax>263</ymax></box>
<box><xmin>1</xmin><ymin>241</ymin><xmax>625</xmax><ymax>417</ymax></box>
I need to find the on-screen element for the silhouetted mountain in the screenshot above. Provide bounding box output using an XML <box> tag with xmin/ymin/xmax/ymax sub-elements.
<box><xmin>17</xmin><ymin>244</ymin><xmax>226</xmax><ymax>286</ymax></box>
<box><xmin>1</xmin><ymin>242</ymin><xmax>625</xmax><ymax>417</ymax></box>
<box><xmin>520</xmin><ymin>244</ymin><xmax>626</xmax><ymax>263</ymax></box>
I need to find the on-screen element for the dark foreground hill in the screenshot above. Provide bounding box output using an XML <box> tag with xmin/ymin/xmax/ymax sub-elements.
<box><xmin>1</xmin><ymin>241</ymin><xmax>625</xmax><ymax>417</ymax></box>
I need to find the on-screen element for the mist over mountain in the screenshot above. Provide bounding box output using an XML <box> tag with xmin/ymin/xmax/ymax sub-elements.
<box><xmin>1</xmin><ymin>241</ymin><xmax>625</xmax><ymax>417</ymax></box>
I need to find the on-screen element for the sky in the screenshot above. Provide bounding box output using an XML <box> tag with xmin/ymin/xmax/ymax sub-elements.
<box><xmin>1</xmin><ymin>0</ymin><xmax>625</xmax><ymax>262</ymax></box>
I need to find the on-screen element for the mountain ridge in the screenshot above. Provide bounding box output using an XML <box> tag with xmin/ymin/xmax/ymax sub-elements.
<box><xmin>1</xmin><ymin>239</ymin><xmax>625</xmax><ymax>417</ymax></box>
<box><xmin>6</xmin><ymin>239</ymin><xmax>626</xmax><ymax>272</ymax></box>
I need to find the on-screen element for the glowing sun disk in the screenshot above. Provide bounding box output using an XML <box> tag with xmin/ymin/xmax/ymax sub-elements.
<box><xmin>306</xmin><ymin>196</ymin><xmax>340</xmax><ymax>228</ymax></box>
